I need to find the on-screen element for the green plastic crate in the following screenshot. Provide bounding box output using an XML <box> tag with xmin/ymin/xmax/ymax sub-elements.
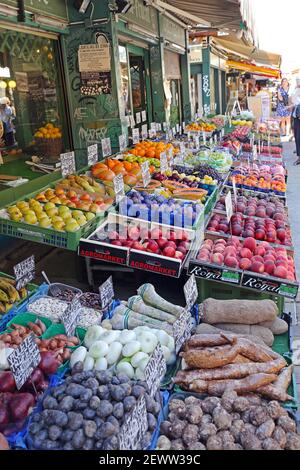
<box><xmin>0</xmin><ymin>213</ymin><xmax>100</xmax><ymax>251</ymax></box>
<box><xmin>195</xmin><ymin>278</ymin><xmax>285</xmax><ymax>314</ymax></box>
<box><xmin>41</xmin><ymin>323</ymin><xmax>86</xmax><ymax>343</ymax></box>
<box><xmin>272</xmin><ymin>331</ymin><xmax>290</xmax><ymax>356</ymax></box>
<box><xmin>204</xmin><ymin>185</ymin><xmax>219</xmax><ymax>216</ymax></box>
<box><xmin>6</xmin><ymin>312</ymin><xmax>52</xmax><ymax>333</ymax></box>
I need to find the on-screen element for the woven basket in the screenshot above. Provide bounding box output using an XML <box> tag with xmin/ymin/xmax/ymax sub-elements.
<box><xmin>36</xmin><ymin>137</ymin><xmax>63</xmax><ymax>157</ymax></box>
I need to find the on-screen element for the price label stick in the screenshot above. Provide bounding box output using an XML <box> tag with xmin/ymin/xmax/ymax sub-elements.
<box><xmin>141</xmin><ymin>160</ymin><xmax>151</xmax><ymax>188</ymax></box>
<box><xmin>60</xmin><ymin>151</ymin><xmax>76</xmax><ymax>177</ymax></box>
<box><xmin>119</xmin><ymin>134</ymin><xmax>127</xmax><ymax>152</ymax></box>
<box><xmin>7</xmin><ymin>334</ymin><xmax>41</xmax><ymax>390</ymax></box>
<box><xmin>160</xmin><ymin>151</ymin><xmax>168</xmax><ymax>173</ymax></box>
<box><xmin>113</xmin><ymin>173</ymin><xmax>125</xmax><ymax>203</ymax></box>
<box><xmin>99</xmin><ymin>275</ymin><xmax>114</xmax><ymax>309</ymax></box>
<box><xmin>119</xmin><ymin>395</ymin><xmax>148</xmax><ymax>450</ymax></box>
<box><xmin>61</xmin><ymin>296</ymin><xmax>81</xmax><ymax>337</ymax></box>
<box><xmin>144</xmin><ymin>344</ymin><xmax>166</xmax><ymax>397</ymax></box>
<box><xmin>132</xmin><ymin>128</ymin><xmax>140</xmax><ymax>144</ymax></box>
<box><xmin>173</xmin><ymin>309</ymin><xmax>192</xmax><ymax>353</ymax></box>
<box><xmin>13</xmin><ymin>255</ymin><xmax>35</xmax><ymax>290</ymax></box>
<box><xmin>87</xmin><ymin>144</ymin><xmax>98</xmax><ymax>166</ymax></box>
<box><xmin>101</xmin><ymin>138</ymin><xmax>112</xmax><ymax>157</ymax></box>
<box><xmin>183</xmin><ymin>274</ymin><xmax>198</xmax><ymax>310</ymax></box>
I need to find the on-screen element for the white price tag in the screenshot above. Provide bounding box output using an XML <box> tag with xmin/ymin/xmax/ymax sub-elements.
<box><xmin>148</xmin><ymin>129</ymin><xmax>156</xmax><ymax>139</ymax></box>
<box><xmin>162</xmin><ymin>122</ymin><xmax>167</xmax><ymax>131</ymax></box>
<box><xmin>176</xmin><ymin>124</ymin><xmax>180</xmax><ymax>133</ymax></box>
<box><xmin>119</xmin><ymin>134</ymin><xmax>127</xmax><ymax>152</ymax></box>
<box><xmin>141</xmin><ymin>110</ymin><xmax>147</xmax><ymax>122</ymax></box>
<box><xmin>184</xmin><ymin>274</ymin><xmax>198</xmax><ymax>310</ymax></box>
<box><xmin>144</xmin><ymin>344</ymin><xmax>167</xmax><ymax>397</ymax></box>
<box><xmin>60</xmin><ymin>151</ymin><xmax>76</xmax><ymax>177</ymax></box>
<box><xmin>167</xmin><ymin>146</ymin><xmax>174</xmax><ymax>167</ymax></box>
<box><xmin>99</xmin><ymin>275</ymin><xmax>114</xmax><ymax>309</ymax></box>
<box><xmin>225</xmin><ymin>190</ymin><xmax>233</xmax><ymax>222</ymax></box>
<box><xmin>119</xmin><ymin>395</ymin><xmax>148</xmax><ymax>450</ymax></box>
<box><xmin>172</xmin><ymin>127</ymin><xmax>176</xmax><ymax>135</ymax></box>
<box><xmin>253</xmin><ymin>144</ymin><xmax>258</xmax><ymax>160</ymax></box>
<box><xmin>126</xmin><ymin>116</ymin><xmax>131</xmax><ymax>127</ymax></box>
<box><xmin>160</xmin><ymin>151</ymin><xmax>168</xmax><ymax>173</ymax></box>
<box><xmin>214</xmin><ymin>134</ymin><xmax>218</xmax><ymax>144</ymax></box>
<box><xmin>113</xmin><ymin>173</ymin><xmax>125</xmax><ymax>202</ymax></box>
<box><xmin>101</xmin><ymin>137</ymin><xmax>112</xmax><ymax>157</ymax></box>
<box><xmin>130</xmin><ymin>115</ymin><xmax>135</xmax><ymax>128</ymax></box>
<box><xmin>141</xmin><ymin>160</ymin><xmax>151</xmax><ymax>188</ymax></box>
<box><xmin>173</xmin><ymin>309</ymin><xmax>192</xmax><ymax>353</ymax></box>
<box><xmin>194</xmin><ymin>135</ymin><xmax>200</xmax><ymax>149</ymax></box>
<box><xmin>182</xmin><ymin>121</ymin><xmax>185</xmax><ymax>130</ymax></box>
<box><xmin>141</xmin><ymin>124</ymin><xmax>148</xmax><ymax>140</ymax></box>
<box><xmin>232</xmin><ymin>177</ymin><xmax>237</xmax><ymax>205</ymax></box>
<box><xmin>87</xmin><ymin>144</ymin><xmax>98</xmax><ymax>166</ymax></box>
<box><xmin>150</xmin><ymin>122</ymin><xmax>156</xmax><ymax>130</ymax></box>
<box><xmin>136</xmin><ymin>112</ymin><xmax>141</xmax><ymax>124</ymax></box>
<box><xmin>132</xmin><ymin>128</ymin><xmax>140</xmax><ymax>144</ymax></box>
<box><xmin>14</xmin><ymin>255</ymin><xmax>35</xmax><ymax>290</ymax></box>
<box><xmin>61</xmin><ymin>296</ymin><xmax>82</xmax><ymax>337</ymax></box>
<box><xmin>202</xmin><ymin>131</ymin><xmax>206</xmax><ymax>143</ymax></box>
<box><xmin>156</xmin><ymin>123</ymin><xmax>162</xmax><ymax>132</ymax></box>
<box><xmin>179</xmin><ymin>142</ymin><xmax>186</xmax><ymax>154</ymax></box>
<box><xmin>8</xmin><ymin>334</ymin><xmax>41</xmax><ymax>390</ymax></box>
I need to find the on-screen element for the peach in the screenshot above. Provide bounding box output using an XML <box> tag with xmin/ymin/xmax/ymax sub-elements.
<box><xmin>252</xmin><ymin>255</ymin><xmax>264</xmax><ymax>264</ymax></box>
<box><xmin>215</xmin><ymin>239</ymin><xmax>227</xmax><ymax>246</ymax></box>
<box><xmin>264</xmin><ymin>260</ymin><xmax>275</xmax><ymax>275</ymax></box>
<box><xmin>243</xmin><ymin>237</ymin><xmax>256</xmax><ymax>252</ymax></box>
<box><xmin>223</xmin><ymin>247</ymin><xmax>237</xmax><ymax>257</ymax></box>
<box><xmin>274</xmin><ymin>266</ymin><xmax>287</xmax><ymax>279</ymax></box>
<box><xmin>255</xmin><ymin>246</ymin><xmax>266</xmax><ymax>257</ymax></box>
<box><xmin>213</xmin><ymin>245</ymin><xmax>225</xmax><ymax>254</ymax></box>
<box><xmin>275</xmin><ymin>260</ymin><xmax>288</xmax><ymax>269</ymax></box>
<box><xmin>264</xmin><ymin>255</ymin><xmax>276</xmax><ymax>263</ymax></box>
<box><xmin>240</xmin><ymin>248</ymin><xmax>252</xmax><ymax>259</ymax></box>
<box><xmin>239</xmin><ymin>258</ymin><xmax>252</xmax><ymax>270</ymax></box>
<box><xmin>224</xmin><ymin>256</ymin><xmax>238</xmax><ymax>268</ymax></box>
<box><xmin>211</xmin><ymin>253</ymin><xmax>224</xmax><ymax>265</ymax></box>
<box><xmin>251</xmin><ymin>261</ymin><xmax>264</xmax><ymax>274</ymax></box>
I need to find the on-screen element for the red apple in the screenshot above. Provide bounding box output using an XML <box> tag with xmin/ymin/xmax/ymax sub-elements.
<box><xmin>128</xmin><ymin>226</ymin><xmax>140</xmax><ymax>240</ymax></box>
<box><xmin>215</xmin><ymin>239</ymin><xmax>227</xmax><ymax>246</ymax></box>
<box><xmin>224</xmin><ymin>247</ymin><xmax>237</xmax><ymax>257</ymax></box>
<box><xmin>111</xmin><ymin>240</ymin><xmax>122</xmax><ymax>246</ymax></box>
<box><xmin>255</xmin><ymin>229</ymin><xmax>265</xmax><ymax>241</ymax></box>
<box><xmin>252</xmin><ymin>255</ymin><xmax>264</xmax><ymax>264</ymax></box>
<box><xmin>255</xmin><ymin>246</ymin><xmax>265</xmax><ymax>257</ymax></box>
<box><xmin>213</xmin><ymin>245</ymin><xmax>225</xmax><ymax>254</ymax></box>
<box><xmin>131</xmin><ymin>241</ymin><xmax>144</xmax><ymax>250</ymax></box>
<box><xmin>276</xmin><ymin>228</ymin><xmax>286</xmax><ymax>242</ymax></box>
<box><xmin>163</xmin><ymin>246</ymin><xmax>176</xmax><ymax>258</ymax></box>
<box><xmin>174</xmin><ymin>250</ymin><xmax>184</xmax><ymax>260</ymax></box>
<box><xmin>157</xmin><ymin>238</ymin><xmax>168</xmax><ymax>249</ymax></box>
<box><xmin>150</xmin><ymin>228</ymin><xmax>162</xmax><ymax>240</ymax></box>
<box><xmin>146</xmin><ymin>240</ymin><xmax>159</xmax><ymax>253</ymax></box>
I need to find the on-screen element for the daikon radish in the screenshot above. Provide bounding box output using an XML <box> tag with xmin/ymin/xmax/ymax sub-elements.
<box><xmin>108</xmin><ymin>304</ymin><xmax>173</xmax><ymax>334</ymax></box>
<box><xmin>127</xmin><ymin>295</ymin><xmax>177</xmax><ymax>324</ymax></box>
<box><xmin>138</xmin><ymin>284</ymin><xmax>184</xmax><ymax>316</ymax></box>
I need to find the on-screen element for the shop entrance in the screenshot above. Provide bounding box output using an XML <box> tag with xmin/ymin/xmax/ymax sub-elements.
<box><xmin>119</xmin><ymin>43</ymin><xmax>152</xmax><ymax>128</ymax></box>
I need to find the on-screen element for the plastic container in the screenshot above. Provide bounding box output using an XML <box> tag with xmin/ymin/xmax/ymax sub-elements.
<box><xmin>5</xmin><ymin>312</ymin><xmax>52</xmax><ymax>334</ymax></box>
<box><xmin>47</xmin><ymin>282</ymin><xmax>82</xmax><ymax>302</ymax></box>
<box><xmin>41</xmin><ymin>323</ymin><xmax>86</xmax><ymax>342</ymax></box>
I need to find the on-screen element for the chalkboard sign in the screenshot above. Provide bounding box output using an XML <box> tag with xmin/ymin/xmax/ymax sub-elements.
<box><xmin>144</xmin><ymin>344</ymin><xmax>166</xmax><ymax>397</ymax></box>
<box><xmin>7</xmin><ymin>333</ymin><xmax>41</xmax><ymax>390</ymax></box>
<box><xmin>184</xmin><ymin>274</ymin><xmax>198</xmax><ymax>310</ymax></box>
<box><xmin>119</xmin><ymin>395</ymin><xmax>148</xmax><ymax>450</ymax></box>
<box><xmin>61</xmin><ymin>296</ymin><xmax>82</xmax><ymax>337</ymax></box>
<box><xmin>87</xmin><ymin>144</ymin><xmax>98</xmax><ymax>166</ymax></box>
<box><xmin>60</xmin><ymin>151</ymin><xmax>76</xmax><ymax>177</ymax></box>
<box><xmin>99</xmin><ymin>275</ymin><xmax>114</xmax><ymax>309</ymax></box>
<box><xmin>13</xmin><ymin>255</ymin><xmax>35</xmax><ymax>290</ymax></box>
<box><xmin>173</xmin><ymin>309</ymin><xmax>192</xmax><ymax>353</ymax></box>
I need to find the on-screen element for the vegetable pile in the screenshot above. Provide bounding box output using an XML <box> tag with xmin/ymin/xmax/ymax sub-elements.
<box><xmin>27</xmin><ymin>366</ymin><xmax>162</xmax><ymax>450</ymax></box>
<box><xmin>157</xmin><ymin>392</ymin><xmax>300</xmax><ymax>450</ymax></box>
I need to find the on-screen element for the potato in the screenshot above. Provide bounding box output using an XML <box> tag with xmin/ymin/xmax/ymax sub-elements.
<box><xmin>277</xmin><ymin>415</ymin><xmax>296</xmax><ymax>433</ymax></box>
<box><xmin>256</xmin><ymin>419</ymin><xmax>275</xmax><ymax>439</ymax></box>
<box><xmin>239</xmin><ymin>430</ymin><xmax>262</xmax><ymax>450</ymax></box>
<box><xmin>249</xmin><ymin>406</ymin><xmax>269</xmax><ymax>426</ymax></box>
<box><xmin>262</xmin><ymin>437</ymin><xmax>282</xmax><ymax>450</ymax></box>
<box><xmin>212</xmin><ymin>406</ymin><xmax>232</xmax><ymax>430</ymax></box>
<box><xmin>206</xmin><ymin>434</ymin><xmax>223</xmax><ymax>450</ymax></box>
<box><xmin>285</xmin><ymin>432</ymin><xmax>300</xmax><ymax>450</ymax></box>
<box><xmin>272</xmin><ymin>426</ymin><xmax>287</xmax><ymax>448</ymax></box>
<box><xmin>182</xmin><ymin>424</ymin><xmax>199</xmax><ymax>445</ymax></box>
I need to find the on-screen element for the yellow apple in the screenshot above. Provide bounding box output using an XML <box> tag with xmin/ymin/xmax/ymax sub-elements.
<box><xmin>39</xmin><ymin>216</ymin><xmax>51</xmax><ymax>228</ymax></box>
<box><xmin>51</xmin><ymin>216</ymin><xmax>64</xmax><ymax>224</ymax></box>
<box><xmin>53</xmin><ymin>220</ymin><xmax>65</xmax><ymax>231</ymax></box>
<box><xmin>65</xmin><ymin>219</ymin><xmax>80</xmax><ymax>232</ymax></box>
<box><xmin>72</xmin><ymin>210</ymin><xmax>84</xmax><ymax>220</ymax></box>
<box><xmin>86</xmin><ymin>212</ymin><xmax>96</xmax><ymax>221</ymax></box>
<box><xmin>44</xmin><ymin>202</ymin><xmax>56</xmax><ymax>212</ymax></box>
<box><xmin>76</xmin><ymin>216</ymin><xmax>87</xmax><ymax>227</ymax></box>
<box><xmin>24</xmin><ymin>213</ymin><xmax>37</xmax><ymax>224</ymax></box>
<box><xmin>46</xmin><ymin>207</ymin><xmax>59</xmax><ymax>218</ymax></box>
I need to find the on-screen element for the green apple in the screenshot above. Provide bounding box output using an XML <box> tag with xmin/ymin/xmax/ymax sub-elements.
<box><xmin>53</xmin><ymin>220</ymin><xmax>65</xmax><ymax>231</ymax></box>
<box><xmin>86</xmin><ymin>212</ymin><xmax>96</xmax><ymax>221</ymax></box>
<box><xmin>44</xmin><ymin>202</ymin><xmax>56</xmax><ymax>212</ymax></box>
<box><xmin>76</xmin><ymin>216</ymin><xmax>87</xmax><ymax>227</ymax></box>
<box><xmin>72</xmin><ymin>210</ymin><xmax>84</xmax><ymax>220</ymax></box>
<box><xmin>65</xmin><ymin>219</ymin><xmax>80</xmax><ymax>232</ymax></box>
<box><xmin>24</xmin><ymin>213</ymin><xmax>37</xmax><ymax>225</ymax></box>
<box><xmin>61</xmin><ymin>212</ymin><xmax>73</xmax><ymax>222</ymax></box>
<box><xmin>39</xmin><ymin>216</ymin><xmax>51</xmax><ymax>228</ymax></box>
<box><xmin>46</xmin><ymin>207</ymin><xmax>59</xmax><ymax>218</ymax></box>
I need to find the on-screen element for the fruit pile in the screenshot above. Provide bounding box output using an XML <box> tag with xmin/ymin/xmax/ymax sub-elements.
<box><xmin>215</xmin><ymin>194</ymin><xmax>287</xmax><ymax>222</ymax></box>
<box><xmin>91</xmin><ymin>160</ymin><xmax>144</xmax><ymax>186</ymax></box>
<box><xmin>127</xmin><ymin>141</ymin><xmax>178</xmax><ymax>159</ymax></box>
<box><xmin>34</xmin><ymin>123</ymin><xmax>62</xmax><ymax>140</ymax></box>
<box><xmin>5</xmin><ymin>200</ymin><xmax>95</xmax><ymax>232</ymax></box>
<box><xmin>197</xmin><ymin>236</ymin><xmax>296</xmax><ymax>281</ymax></box>
<box><xmin>120</xmin><ymin>190</ymin><xmax>202</xmax><ymax>227</ymax></box>
<box><xmin>93</xmin><ymin>224</ymin><xmax>191</xmax><ymax>260</ymax></box>
<box><xmin>207</xmin><ymin>213</ymin><xmax>292</xmax><ymax>246</ymax></box>
<box><xmin>242</xmin><ymin>144</ymin><xmax>282</xmax><ymax>156</ymax></box>
<box><xmin>229</xmin><ymin>165</ymin><xmax>286</xmax><ymax>193</ymax></box>
<box><xmin>231</xmin><ymin>120</ymin><xmax>253</xmax><ymax>127</ymax></box>
<box><xmin>149</xmin><ymin>172</ymin><xmax>208</xmax><ymax>202</ymax></box>
<box><xmin>0</xmin><ymin>276</ymin><xmax>27</xmax><ymax>315</ymax></box>
<box><xmin>221</xmin><ymin>138</ymin><xmax>241</xmax><ymax>157</ymax></box>
<box><xmin>186</xmin><ymin>122</ymin><xmax>216</xmax><ymax>132</ymax></box>
<box><xmin>122</xmin><ymin>154</ymin><xmax>160</xmax><ymax>169</ymax></box>
<box><xmin>173</xmin><ymin>164</ymin><xmax>223</xmax><ymax>183</ymax></box>
<box><xmin>230</xmin><ymin>126</ymin><xmax>251</xmax><ymax>141</ymax></box>
<box><xmin>185</xmin><ymin>150</ymin><xmax>233</xmax><ymax>172</ymax></box>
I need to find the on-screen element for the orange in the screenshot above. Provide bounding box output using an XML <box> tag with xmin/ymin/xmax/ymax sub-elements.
<box><xmin>137</xmin><ymin>149</ymin><xmax>145</xmax><ymax>157</ymax></box>
<box><xmin>123</xmin><ymin>161</ymin><xmax>132</xmax><ymax>171</ymax></box>
<box><xmin>146</xmin><ymin>149</ymin><xmax>155</xmax><ymax>158</ymax></box>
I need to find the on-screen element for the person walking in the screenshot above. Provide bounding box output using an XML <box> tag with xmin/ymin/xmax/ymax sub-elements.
<box><xmin>0</xmin><ymin>97</ymin><xmax>16</xmax><ymax>147</ymax></box>
<box><xmin>276</xmin><ymin>78</ymin><xmax>291</xmax><ymax>136</ymax></box>
<box><xmin>290</xmin><ymin>78</ymin><xmax>300</xmax><ymax>165</ymax></box>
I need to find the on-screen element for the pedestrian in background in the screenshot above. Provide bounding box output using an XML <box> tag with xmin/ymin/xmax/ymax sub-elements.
<box><xmin>276</xmin><ymin>78</ymin><xmax>291</xmax><ymax>136</ymax></box>
<box><xmin>290</xmin><ymin>78</ymin><xmax>300</xmax><ymax>165</ymax></box>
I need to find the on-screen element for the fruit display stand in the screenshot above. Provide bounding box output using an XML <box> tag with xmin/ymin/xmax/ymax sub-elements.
<box><xmin>79</xmin><ymin>213</ymin><xmax>200</xmax><ymax>278</ymax></box>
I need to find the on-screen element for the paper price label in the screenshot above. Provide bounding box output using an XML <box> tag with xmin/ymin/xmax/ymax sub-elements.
<box><xmin>141</xmin><ymin>161</ymin><xmax>151</xmax><ymax>188</ymax></box>
<box><xmin>141</xmin><ymin>124</ymin><xmax>148</xmax><ymax>140</ymax></box>
<box><xmin>253</xmin><ymin>144</ymin><xmax>258</xmax><ymax>159</ymax></box>
<box><xmin>167</xmin><ymin>146</ymin><xmax>174</xmax><ymax>167</ymax></box>
<box><xmin>156</xmin><ymin>123</ymin><xmax>162</xmax><ymax>131</ymax></box>
<box><xmin>136</xmin><ymin>112</ymin><xmax>141</xmax><ymax>124</ymax></box>
<box><xmin>176</xmin><ymin>124</ymin><xmax>180</xmax><ymax>133</ymax></box>
<box><xmin>119</xmin><ymin>134</ymin><xmax>127</xmax><ymax>152</ymax></box>
<box><xmin>132</xmin><ymin>128</ymin><xmax>140</xmax><ymax>144</ymax></box>
<box><xmin>141</xmin><ymin>110</ymin><xmax>147</xmax><ymax>122</ymax></box>
<box><xmin>162</xmin><ymin>122</ymin><xmax>167</xmax><ymax>131</ymax></box>
<box><xmin>60</xmin><ymin>151</ymin><xmax>76</xmax><ymax>177</ymax></box>
<box><xmin>214</xmin><ymin>134</ymin><xmax>218</xmax><ymax>144</ymax></box>
<box><xmin>87</xmin><ymin>144</ymin><xmax>98</xmax><ymax>166</ymax></box>
<box><xmin>184</xmin><ymin>273</ymin><xmax>198</xmax><ymax>309</ymax></box>
<box><xmin>179</xmin><ymin>142</ymin><xmax>186</xmax><ymax>154</ymax></box>
<box><xmin>148</xmin><ymin>129</ymin><xmax>156</xmax><ymax>139</ymax></box>
<box><xmin>113</xmin><ymin>173</ymin><xmax>125</xmax><ymax>202</ymax></box>
<box><xmin>225</xmin><ymin>190</ymin><xmax>233</xmax><ymax>222</ymax></box>
<box><xmin>172</xmin><ymin>127</ymin><xmax>176</xmax><ymax>135</ymax></box>
<box><xmin>130</xmin><ymin>115</ymin><xmax>135</xmax><ymax>128</ymax></box>
<box><xmin>119</xmin><ymin>395</ymin><xmax>148</xmax><ymax>450</ymax></box>
<box><xmin>14</xmin><ymin>255</ymin><xmax>35</xmax><ymax>290</ymax></box>
<box><xmin>221</xmin><ymin>270</ymin><xmax>240</xmax><ymax>284</ymax></box>
<box><xmin>126</xmin><ymin>116</ymin><xmax>131</xmax><ymax>127</ymax></box>
<box><xmin>61</xmin><ymin>296</ymin><xmax>82</xmax><ymax>337</ymax></box>
<box><xmin>160</xmin><ymin>151</ymin><xmax>168</xmax><ymax>173</ymax></box>
<box><xmin>202</xmin><ymin>132</ymin><xmax>206</xmax><ymax>143</ymax></box>
<box><xmin>232</xmin><ymin>177</ymin><xmax>237</xmax><ymax>204</ymax></box>
<box><xmin>173</xmin><ymin>309</ymin><xmax>192</xmax><ymax>353</ymax></box>
<box><xmin>99</xmin><ymin>275</ymin><xmax>114</xmax><ymax>309</ymax></box>
<box><xmin>8</xmin><ymin>333</ymin><xmax>41</xmax><ymax>390</ymax></box>
<box><xmin>194</xmin><ymin>135</ymin><xmax>200</xmax><ymax>149</ymax></box>
<box><xmin>144</xmin><ymin>343</ymin><xmax>167</xmax><ymax>397</ymax></box>
<box><xmin>150</xmin><ymin>122</ymin><xmax>156</xmax><ymax>130</ymax></box>
<box><xmin>101</xmin><ymin>137</ymin><xmax>112</xmax><ymax>157</ymax></box>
